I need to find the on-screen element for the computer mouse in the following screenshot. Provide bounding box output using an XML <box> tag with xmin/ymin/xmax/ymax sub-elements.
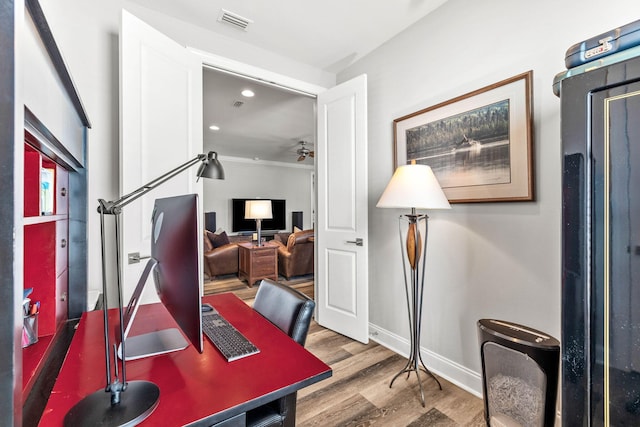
<box><xmin>201</xmin><ymin>304</ymin><xmax>214</xmax><ymax>312</ymax></box>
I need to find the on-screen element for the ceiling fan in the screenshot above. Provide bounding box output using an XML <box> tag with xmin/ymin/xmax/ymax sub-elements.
<box><xmin>296</xmin><ymin>141</ymin><xmax>315</xmax><ymax>162</ymax></box>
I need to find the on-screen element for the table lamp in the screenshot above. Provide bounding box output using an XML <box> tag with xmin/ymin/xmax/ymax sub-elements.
<box><xmin>376</xmin><ymin>162</ymin><xmax>450</xmax><ymax>407</ymax></box>
<box><xmin>245</xmin><ymin>200</ymin><xmax>272</xmax><ymax>246</ymax></box>
<box><xmin>63</xmin><ymin>151</ymin><xmax>224</xmax><ymax>427</ymax></box>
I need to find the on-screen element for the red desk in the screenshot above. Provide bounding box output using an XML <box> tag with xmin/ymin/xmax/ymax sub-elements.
<box><xmin>39</xmin><ymin>293</ymin><xmax>332</xmax><ymax>426</ymax></box>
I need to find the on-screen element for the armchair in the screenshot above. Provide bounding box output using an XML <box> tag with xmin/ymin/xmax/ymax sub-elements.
<box><xmin>202</xmin><ymin>230</ymin><xmax>250</xmax><ymax>279</ymax></box>
<box><xmin>273</xmin><ymin>229</ymin><xmax>314</xmax><ymax>279</ymax></box>
<box><xmin>203</xmin><ymin>243</ymin><xmax>239</xmax><ymax>278</ymax></box>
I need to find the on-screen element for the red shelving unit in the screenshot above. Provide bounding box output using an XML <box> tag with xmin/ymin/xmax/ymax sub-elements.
<box><xmin>22</xmin><ymin>134</ymin><xmax>69</xmax><ymax>401</ymax></box>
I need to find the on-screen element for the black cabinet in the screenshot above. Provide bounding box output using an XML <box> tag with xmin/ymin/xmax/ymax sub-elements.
<box><xmin>560</xmin><ymin>56</ymin><xmax>640</xmax><ymax>425</ymax></box>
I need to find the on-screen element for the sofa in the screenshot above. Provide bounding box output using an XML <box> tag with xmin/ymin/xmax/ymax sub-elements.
<box><xmin>272</xmin><ymin>229</ymin><xmax>314</xmax><ymax>279</ymax></box>
<box><xmin>203</xmin><ymin>230</ymin><xmax>250</xmax><ymax>279</ymax></box>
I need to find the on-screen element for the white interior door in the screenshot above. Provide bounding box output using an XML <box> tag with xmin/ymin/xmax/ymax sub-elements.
<box><xmin>316</xmin><ymin>74</ymin><xmax>369</xmax><ymax>343</ymax></box>
<box><xmin>120</xmin><ymin>10</ymin><xmax>203</xmax><ymax>305</ymax></box>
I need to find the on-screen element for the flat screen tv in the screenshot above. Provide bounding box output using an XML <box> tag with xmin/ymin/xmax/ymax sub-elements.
<box><xmin>232</xmin><ymin>198</ymin><xmax>286</xmax><ymax>232</ymax></box>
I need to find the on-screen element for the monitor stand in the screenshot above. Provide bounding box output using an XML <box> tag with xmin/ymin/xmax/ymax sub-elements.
<box><xmin>116</xmin><ymin>258</ymin><xmax>189</xmax><ymax>361</ymax></box>
<box><xmin>118</xmin><ymin>329</ymin><xmax>188</xmax><ymax>361</ymax></box>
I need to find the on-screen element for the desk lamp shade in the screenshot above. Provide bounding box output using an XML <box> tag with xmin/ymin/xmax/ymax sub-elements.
<box><xmin>197</xmin><ymin>151</ymin><xmax>225</xmax><ymax>180</ymax></box>
<box><xmin>245</xmin><ymin>200</ymin><xmax>272</xmax><ymax>246</ymax></box>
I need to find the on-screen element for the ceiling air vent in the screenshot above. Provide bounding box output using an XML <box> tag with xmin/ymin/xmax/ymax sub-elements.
<box><xmin>232</xmin><ymin>101</ymin><xmax>244</xmax><ymax>108</ymax></box>
<box><xmin>218</xmin><ymin>9</ymin><xmax>253</xmax><ymax>31</ymax></box>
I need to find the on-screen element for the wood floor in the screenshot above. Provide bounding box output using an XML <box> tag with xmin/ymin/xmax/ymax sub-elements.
<box><xmin>298</xmin><ymin>324</ymin><xmax>485</xmax><ymax>426</ymax></box>
<box><xmin>203</xmin><ymin>274</ymin><xmax>315</xmax><ymax>302</ymax></box>
<box><xmin>205</xmin><ymin>276</ymin><xmax>485</xmax><ymax>426</ymax></box>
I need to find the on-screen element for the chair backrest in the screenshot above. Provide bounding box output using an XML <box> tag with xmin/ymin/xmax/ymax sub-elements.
<box><xmin>253</xmin><ymin>279</ymin><xmax>315</xmax><ymax>346</ymax></box>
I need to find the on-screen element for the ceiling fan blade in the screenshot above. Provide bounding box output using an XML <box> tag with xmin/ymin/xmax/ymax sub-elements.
<box><xmin>294</xmin><ymin>141</ymin><xmax>315</xmax><ymax>161</ymax></box>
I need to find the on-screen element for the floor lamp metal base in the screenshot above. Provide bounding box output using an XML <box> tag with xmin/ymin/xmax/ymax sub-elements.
<box><xmin>389</xmin><ymin>212</ymin><xmax>442</xmax><ymax>407</ymax></box>
<box><xmin>390</xmin><ymin>356</ymin><xmax>442</xmax><ymax>407</ymax></box>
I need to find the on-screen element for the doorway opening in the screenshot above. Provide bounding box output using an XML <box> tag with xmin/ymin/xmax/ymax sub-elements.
<box><xmin>201</xmin><ymin>66</ymin><xmax>317</xmax><ymax>301</ymax></box>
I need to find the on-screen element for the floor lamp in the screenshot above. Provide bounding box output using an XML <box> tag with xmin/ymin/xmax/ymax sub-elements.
<box><xmin>376</xmin><ymin>163</ymin><xmax>451</xmax><ymax>407</ymax></box>
<box><xmin>245</xmin><ymin>199</ymin><xmax>272</xmax><ymax>246</ymax></box>
<box><xmin>63</xmin><ymin>152</ymin><xmax>224</xmax><ymax>427</ymax></box>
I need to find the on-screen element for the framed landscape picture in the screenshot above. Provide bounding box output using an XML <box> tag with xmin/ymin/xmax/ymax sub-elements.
<box><xmin>394</xmin><ymin>71</ymin><xmax>534</xmax><ymax>203</ymax></box>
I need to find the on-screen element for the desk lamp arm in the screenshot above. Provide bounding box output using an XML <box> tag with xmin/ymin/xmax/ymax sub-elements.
<box><xmin>97</xmin><ymin>152</ymin><xmax>214</xmax><ymax>216</ymax></box>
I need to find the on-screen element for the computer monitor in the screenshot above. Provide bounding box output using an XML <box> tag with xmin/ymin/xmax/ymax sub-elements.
<box><xmin>118</xmin><ymin>194</ymin><xmax>203</xmax><ymax>361</ymax></box>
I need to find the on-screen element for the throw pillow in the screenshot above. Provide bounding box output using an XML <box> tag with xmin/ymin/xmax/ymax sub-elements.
<box><xmin>205</xmin><ymin>230</ymin><xmax>217</xmax><ymax>247</ymax></box>
<box><xmin>203</xmin><ymin>230</ymin><xmax>214</xmax><ymax>252</ymax></box>
<box><xmin>211</xmin><ymin>230</ymin><xmax>230</xmax><ymax>248</ymax></box>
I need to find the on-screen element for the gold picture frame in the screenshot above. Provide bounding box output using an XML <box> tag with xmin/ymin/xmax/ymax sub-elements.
<box><xmin>394</xmin><ymin>71</ymin><xmax>534</xmax><ymax>203</ymax></box>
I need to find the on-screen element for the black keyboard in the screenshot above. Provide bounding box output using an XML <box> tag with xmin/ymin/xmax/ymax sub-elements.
<box><xmin>202</xmin><ymin>311</ymin><xmax>259</xmax><ymax>361</ymax></box>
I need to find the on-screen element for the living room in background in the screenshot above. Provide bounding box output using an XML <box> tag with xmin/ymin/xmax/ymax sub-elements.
<box><xmin>201</xmin><ymin>66</ymin><xmax>316</xmax><ymax>235</ymax></box>
<box><xmin>169</xmin><ymin>32</ymin><xmax>370</xmax><ymax>345</ymax></box>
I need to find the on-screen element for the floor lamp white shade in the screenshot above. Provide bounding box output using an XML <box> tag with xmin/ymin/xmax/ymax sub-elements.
<box><xmin>376</xmin><ymin>163</ymin><xmax>450</xmax><ymax>407</ymax></box>
<box><xmin>245</xmin><ymin>200</ymin><xmax>272</xmax><ymax>246</ymax></box>
<box><xmin>376</xmin><ymin>164</ymin><xmax>450</xmax><ymax>210</ymax></box>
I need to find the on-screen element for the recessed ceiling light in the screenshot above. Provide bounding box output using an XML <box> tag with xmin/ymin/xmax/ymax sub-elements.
<box><xmin>241</xmin><ymin>89</ymin><xmax>255</xmax><ymax>98</ymax></box>
<box><xmin>209</xmin><ymin>125</ymin><xmax>220</xmax><ymax>131</ymax></box>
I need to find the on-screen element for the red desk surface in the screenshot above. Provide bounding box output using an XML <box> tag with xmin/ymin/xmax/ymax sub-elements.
<box><xmin>39</xmin><ymin>293</ymin><xmax>332</xmax><ymax>426</ymax></box>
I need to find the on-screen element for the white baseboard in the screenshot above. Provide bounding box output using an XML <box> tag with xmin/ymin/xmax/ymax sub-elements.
<box><xmin>369</xmin><ymin>323</ymin><xmax>483</xmax><ymax>398</ymax></box>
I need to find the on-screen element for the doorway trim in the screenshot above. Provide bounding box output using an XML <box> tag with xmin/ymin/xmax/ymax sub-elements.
<box><xmin>188</xmin><ymin>48</ymin><xmax>329</xmax><ymax>97</ymax></box>
<box><xmin>190</xmin><ymin>47</ymin><xmax>370</xmax><ymax>344</ymax></box>
<box><xmin>190</xmin><ymin>46</ymin><xmax>326</xmax><ymax>297</ymax></box>
<box><xmin>190</xmin><ymin>46</ymin><xmax>325</xmax><ymax>235</ymax></box>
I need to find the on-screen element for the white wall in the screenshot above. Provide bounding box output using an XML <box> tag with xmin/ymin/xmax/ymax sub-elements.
<box><xmin>204</xmin><ymin>157</ymin><xmax>314</xmax><ymax>233</ymax></box>
<box><xmin>22</xmin><ymin>14</ymin><xmax>85</xmax><ymax>163</ymax></box>
<box><xmin>37</xmin><ymin>0</ymin><xmax>331</xmax><ymax>307</ymax></box>
<box><xmin>340</xmin><ymin>0</ymin><xmax>640</xmax><ymax>394</ymax></box>
<box><xmin>37</xmin><ymin>0</ymin><xmax>640</xmax><ymax>397</ymax></box>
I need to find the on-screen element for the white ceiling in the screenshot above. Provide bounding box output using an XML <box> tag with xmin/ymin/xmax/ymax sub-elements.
<box><xmin>128</xmin><ymin>0</ymin><xmax>448</xmax><ymax>163</ymax></box>
<box><xmin>202</xmin><ymin>68</ymin><xmax>316</xmax><ymax>163</ymax></box>
<box><xmin>128</xmin><ymin>0</ymin><xmax>448</xmax><ymax>73</ymax></box>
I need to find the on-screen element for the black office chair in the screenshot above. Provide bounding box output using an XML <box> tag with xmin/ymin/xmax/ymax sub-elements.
<box><xmin>246</xmin><ymin>279</ymin><xmax>315</xmax><ymax>427</ymax></box>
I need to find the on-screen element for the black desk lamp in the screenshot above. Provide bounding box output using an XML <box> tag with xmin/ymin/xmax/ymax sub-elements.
<box><xmin>64</xmin><ymin>151</ymin><xmax>224</xmax><ymax>426</ymax></box>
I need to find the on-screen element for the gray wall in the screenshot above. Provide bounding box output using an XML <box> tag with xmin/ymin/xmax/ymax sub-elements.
<box><xmin>340</xmin><ymin>0</ymin><xmax>640</xmax><ymax>393</ymax></box>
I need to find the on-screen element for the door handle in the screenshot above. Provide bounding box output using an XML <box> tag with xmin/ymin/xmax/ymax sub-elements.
<box><xmin>346</xmin><ymin>238</ymin><xmax>363</xmax><ymax>246</ymax></box>
<box><xmin>128</xmin><ymin>252</ymin><xmax>151</xmax><ymax>264</ymax></box>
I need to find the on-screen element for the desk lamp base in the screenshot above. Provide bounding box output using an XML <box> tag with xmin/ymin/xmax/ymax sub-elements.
<box><xmin>64</xmin><ymin>380</ymin><xmax>159</xmax><ymax>427</ymax></box>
